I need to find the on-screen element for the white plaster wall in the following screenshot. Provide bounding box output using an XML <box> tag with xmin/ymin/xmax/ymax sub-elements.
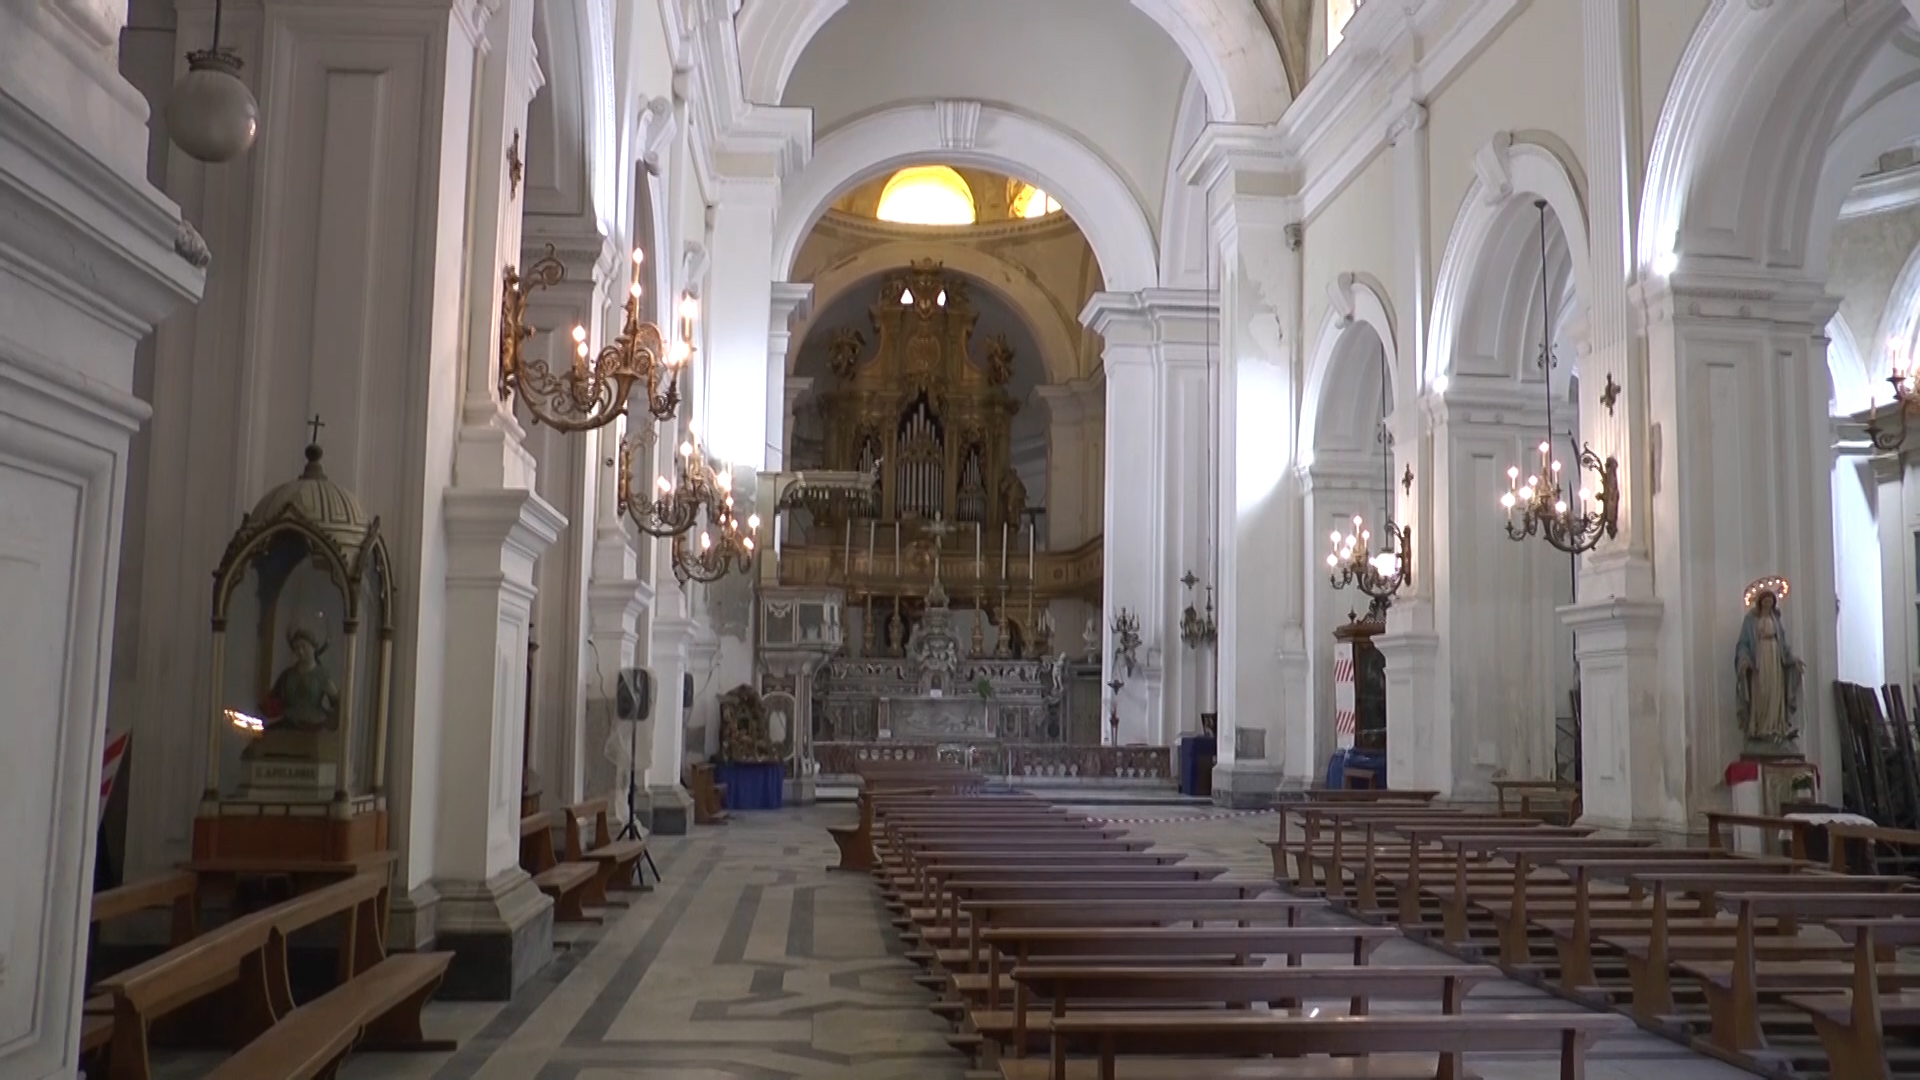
<box><xmin>1425</xmin><ymin>0</ymin><xmax>1588</xmax><ymax>288</ymax></box>
<box><xmin>1636</xmin><ymin>0</ymin><xmax>1713</xmax><ymax>167</ymax></box>
<box><xmin>1303</xmin><ymin>154</ymin><xmax>1397</xmax><ymax>366</ymax></box>
<box><xmin>781</xmin><ymin>0</ymin><xmax>1189</xmax><ymax>230</ymax></box>
<box><xmin>1833</xmin><ymin>456</ymin><xmax>1887</xmax><ymax>686</ymax></box>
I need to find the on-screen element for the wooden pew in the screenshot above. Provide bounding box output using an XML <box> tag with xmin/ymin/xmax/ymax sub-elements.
<box><xmin>950</xmin><ymin>897</ymin><xmax>1325</xmax><ymax>976</ymax></box>
<box><xmin>563</xmin><ymin>798</ymin><xmax>650</xmax><ymax>902</ymax></box>
<box><xmin>202</xmin><ymin>873</ymin><xmax>453</xmax><ymax>1079</ymax></box>
<box><xmin>1679</xmin><ymin>890</ymin><xmax>1920</xmax><ymax>1053</ymax></box>
<box><xmin>1494</xmin><ymin>778</ymin><xmax>1582</xmax><ymax>824</ymax></box>
<box><xmin>1784</xmin><ymin>917</ymin><xmax>1920</xmax><ymax>1080</ymax></box>
<box><xmin>92</xmin><ymin>872</ymin><xmax>452</xmax><ymax>1080</ymax></box>
<box><xmin>998</xmin><ymin>963</ymin><xmax>1500</xmax><ymax>1062</ymax></box>
<box><xmin>688</xmin><ymin>761</ymin><xmax>730</xmax><ymax>825</ymax></box>
<box><xmin>80</xmin><ymin>871</ymin><xmax>201</xmax><ymax>1063</ymax></box>
<box><xmin>1026</xmin><ymin>1009</ymin><xmax>1632</xmax><ymax>1080</ymax></box>
<box><xmin>519</xmin><ymin>810</ymin><xmax>599</xmax><ymax>924</ymax></box>
<box><xmin>1706</xmin><ymin>810</ymin><xmax>1814</xmax><ymax>861</ymax></box>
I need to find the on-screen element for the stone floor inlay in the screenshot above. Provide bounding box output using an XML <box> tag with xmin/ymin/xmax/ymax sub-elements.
<box><xmin>301</xmin><ymin>803</ymin><xmax>1756</xmax><ymax>1080</ymax></box>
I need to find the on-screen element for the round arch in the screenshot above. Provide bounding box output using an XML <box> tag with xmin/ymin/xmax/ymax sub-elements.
<box><xmin>1301</xmin><ymin>272</ymin><xmax>1399</xmax><ymax>457</ymax></box>
<box><xmin>526</xmin><ymin>0</ymin><xmax>617</xmax><ymax>226</ymax></box>
<box><xmin>1828</xmin><ymin>310</ymin><xmax>1872</xmax><ymax>417</ymax></box>
<box><xmin>1637</xmin><ymin>0</ymin><xmax>1913</xmax><ymax>276</ymax></box>
<box><xmin>1426</xmin><ymin>136</ymin><xmax>1592</xmax><ymax>389</ymax></box>
<box><xmin>789</xmin><ymin>242</ymin><xmax>1086</xmax><ymax>385</ymax></box>
<box><xmin>775</xmin><ymin>103</ymin><xmax>1160</xmax><ymax>294</ymax></box>
<box><xmin>735</xmin><ymin>0</ymin><xmax>1290</xmax><ymax>123</ymax></box>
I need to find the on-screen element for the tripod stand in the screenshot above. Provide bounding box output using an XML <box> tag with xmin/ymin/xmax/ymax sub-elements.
<box><xmin>616</xmin><ymin>718</ymin><xmax>663</xmax><ymax>886</ymax></box>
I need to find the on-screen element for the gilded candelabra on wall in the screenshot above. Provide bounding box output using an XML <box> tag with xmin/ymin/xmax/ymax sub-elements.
<box><xmin>618</xmin><ymin>430</ymin><xmax>727</xmax><ymax>539</ymax></box>
<box><xmin>1868</xmin><ymin>349</ymin><xmax>1920</xmax><ymax>451</ymax></box>
<box><xmin>1178</xmin><ymin>572</ymin><xmax>1216</xmax><ymax>648</ymax></box>
<box><xmin>1110</xmin><ymin>608</ymin><xmax>1142</xmax><ymax>677</ymax></box>
<box><xmin>499</xmin><ymin>245</ymin><xmax>695</xmax><ymax>432</ymax></box>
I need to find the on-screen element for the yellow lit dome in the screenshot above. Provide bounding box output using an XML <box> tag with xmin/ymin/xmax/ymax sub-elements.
<box><xmin>1010</xmin><ymin>183</ymin><xmax>1062</xmax><ymax>219</ymax></box>
<box><xmin>875</xmin><ymin>166</ymin><xmax>977</xmax><ymax>226</ymax></box>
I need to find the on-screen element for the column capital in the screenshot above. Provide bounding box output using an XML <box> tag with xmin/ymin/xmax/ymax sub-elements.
<box><xmin>1423</xmin><ymin>377</ymin><xmax>1551</xmax><ymax>430</ymax></box>
<box><xmin>1559</xmin><ymin>596</ymin><xmax>1665</xmax><ymax>642</ymax></box>
<box><xmin>1632</xmin><ymin>267</ymin><xmax>1838</xmax><ymax>331</ymax></box>
<box><xmin>1176</xmin><ymin>122</ymin><xmax>1294</xmax><ymax>202</ymax></box>
<box><xmin>770</xmin><ymin>281</ymin><xmax>813</xmax><ymax>326</ymax></box>
<box><xmin>1080</xmin><ymin>289</ymin><xmax>1217</xmax><ymax>345</ymax></box>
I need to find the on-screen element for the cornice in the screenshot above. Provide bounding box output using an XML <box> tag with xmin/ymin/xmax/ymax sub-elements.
<box><xmin>1631</xmin><ymin>267</ymin><xmax>1837</xmax><ymax>329</ymax></box>
<box><xmin>1079</xmin><ymin>289</ymin><xmax>1219</xmax><ymax>346</ymax></box>
<box><xmin>1841</xmin><ymin>161</ymin><xmax>1920</xmax><ymax>220</ymax></box>
<box><xmin>812</xmin><ymin>207</ymin><xmax>1086</xmax><ymax>246</ymax></box>
<box><xmin>678</xmin><ymin>0</ymin><xmax>810</xmax><ymax>193</ymax></box>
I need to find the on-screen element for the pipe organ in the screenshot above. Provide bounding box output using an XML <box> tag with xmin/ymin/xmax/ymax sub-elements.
<box><xmin>815</xmin><ymin>261</ymin><xmax>1024</xmax><ymax>534</ymax></box>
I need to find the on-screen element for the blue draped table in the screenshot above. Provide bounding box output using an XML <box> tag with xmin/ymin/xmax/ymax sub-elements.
<box><xmin>714</xmin><ymin>761</ymin><xmax>784</xmax><ymax>810</ymax></box>
<box><xmin>1177</xmin><ymin>734</ymin><xmax>1216</xmax><ymax>797</ymax></box>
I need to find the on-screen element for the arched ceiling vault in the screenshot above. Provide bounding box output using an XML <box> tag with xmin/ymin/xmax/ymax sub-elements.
<box><xmin>736</xmin><ymin>0</ymin><xmax>1292</xmax><ymax>124</ymax></box>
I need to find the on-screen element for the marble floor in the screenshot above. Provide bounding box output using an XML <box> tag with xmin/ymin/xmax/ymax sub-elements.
<box><xmin>199</xmin><ymin>803</ymin><xmax>1760</xmax><ymax>1079</ymax></box>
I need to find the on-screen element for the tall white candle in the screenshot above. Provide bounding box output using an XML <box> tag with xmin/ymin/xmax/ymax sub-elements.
<box><xmin>1000</xmin><ymin>523</ymin><xmax>1009</xmax><ymax>580</ymax></box>
<box><xmin>1028</xmin><ymin>523</ymin><xmax>1036</xmax><ymax>581</ymax></box>
<box><xmin>974</xmin><ymin>522</ymin><xmax>982</xmax><ymax>577</ymax></box>
<box><xmin>867</xmin><ymin>520</ymin><xmax>877</xmax><ymax>570</ymax></box>
<box><xmin>894</xmin><ymin>524</ymin><xmax>901</xmax><ymax>575</ymax></box>
<box><xmin>844</xmin><ymin>519</ymin><xmax>851</xmax><ymax>572</ymax></box>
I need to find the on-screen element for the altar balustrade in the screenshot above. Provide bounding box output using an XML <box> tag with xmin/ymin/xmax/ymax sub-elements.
<box><xmin>776</xmin><ymin>534</ymin><xmax>1103</xmax><ymax>601</ymax></box>
<box><xmin>813</xmin><ymin>741</ymin><xmax>1171</xmax><ymax>783</ymax></box>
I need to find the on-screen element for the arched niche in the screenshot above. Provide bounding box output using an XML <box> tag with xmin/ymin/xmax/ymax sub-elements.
<box><xmin>524</xmin><ymin>0</ymin><xmax>616</xmax><ymax>223</ymax></box>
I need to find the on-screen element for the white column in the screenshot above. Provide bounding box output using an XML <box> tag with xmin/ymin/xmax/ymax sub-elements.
<box><xmin>1638</xmin><ymin>274</ymin><xmax>1840</xmax><ymax>833</ymax></box>
<box><xmin>1377</xmin><ymin>101</ymin><xmax>1445</xmax><ymax>782</ymax></box>
<box><xmin>1301</xmin><ymin>460</ymin><xmax>1385</xmax><ymax>785</ymax></box>
<box><xmin>1190</xmin><ymin>141</ymin><xmax>1303</xmax><ymax>807</ymax></box>
<box><xmin>698</xmin><ymin>178</ymin><xmax>779</xmax><ymax>469</ymax></box>
<box><xmin>432</xmin><ymin>0</ymin><xmax>566</xmax><ymax>998</ymax></box>
<box><xmin>765</xmin><ymin>283</ymin><xmax>812</xmax><ymax>471</ymax></box>
<box><xmin>644</xmin><ymin>615</ymin><xmax>696</xmax><ymax>832</ymax></box>
<box><xmin>521</xmin><ymin>233</ymin><xmax>615</xmax><ymax>806</ymax></box>
<box><xmin>1081</xmin><ymin>291</ymin><xmax>1214</xmax><ymax>748</ymax></box>
<box><xmin>783</xmin><ymin>376</ymin><xmax>815</xmax><ymax>472</ymax></box>
<box><xmin>0</xmin><ymin>3</ymin><xmax>202</xmax><ymax>1072</ymax></box>
<box><xmin>1874</xmin><ymin>453</ymin><xmax>1909</xmax><ymax>685</ymax></box>
<box><xmin>1561</xmin><ymin>0</ymin><xmax>1668</xmax><ymax>829</ymax></box>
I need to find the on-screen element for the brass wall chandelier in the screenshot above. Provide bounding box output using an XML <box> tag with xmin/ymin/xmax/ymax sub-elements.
<box><xmin>671</xmin><ymin>497</ymin><xmax>760</xmax><ymax>584</ymax></box>
<box><xmin>498</xmin><ymin>246</ymin><xmax>694</xmax><ymax>432</ymax></box>
<box><xmin>618</xmin><ymin>430</ymin><xmax>725</xmax><ymax>538</ymax></box>
<box><xmin>1327</xmin><ymin>336</ymin><xmax>1411</xmax><ymax>620</ymax></box>
<box><xmin>1866</xmin><ymin>353</ymin><xmax>1918</xmax><ymax>451</ymax></box>
<box><xmin>1497</xmin><ymin>201</ymin><xmax>1620</xmax><ymax>555</ymax></box>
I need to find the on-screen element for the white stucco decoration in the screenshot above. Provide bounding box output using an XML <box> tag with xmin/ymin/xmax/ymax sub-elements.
<box><xmin>1426</xmin><ymin>138</ymin><xmax>1592</xmax><ymax>389</ymax></box>
<box><xmin>1157</xmin><ymin>72</ymin><xmax>1211</xmax><ymax>289</ymax></box>
<box><xmin>774</xmin><ymin>103</ymin><xmax>1160</xmax><ymax>293</ymax></box>
<box><xmin>1301</xmin><ymin>272</ymin><xmax>1398</xmax><ymax>455</ymax></box>
<box><xmin>735</xmin><ymin>0</ymin><xmax>1290</xmax><ymax>123</ymax></box>
<box><xmin>790</xmin><ymin>241</ymin><xmax>1084</xmax><ymax>385</ymax></box>
<box><xmin>1826</xmin><ymin>311</ymin><xmax>1873</xmax><ymax>418</ymax></box>
<box><xmin>1638</xmin><ymin>0</ymin><xmax>1912</xmax><ymax>276</ymax></box>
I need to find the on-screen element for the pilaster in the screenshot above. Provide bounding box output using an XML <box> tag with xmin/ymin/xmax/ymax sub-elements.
<box><xmin>644</xmin><ymin>615</ymin><xmax>696</xmax><ymax>834</ymax></box>
<box><xmin>1300</xmin><ymin>458</ymin><xmax>1385</xmax><ymax>786</ymax></box>
<box><xmin>698</xmin><ymin>175</ymin><xmax>780</xmax><ymax>469</ymax></box>
<box><xmin>1561</xmin><ymin>597</ymin><xmax>1670</xmax><ymax>832</ymax></box>
<box><xmin>0</xmin><ymin>6</ymin><xmax>202</xmax><ymax>1070</ymax></box>
<box><xmin>1636</xmin><ymin>270</ymin><xmax>1842</xmax><ymax>829</ymax></box>
<box><xmin>434</xmin><ymin>486</ymin><xmax>564</xmax><ymax>999</ymax></box>
<box><xmin>1081</xmin><ymin>289</ymin><xmax>1215</xmax><ymax>748</ymax></box>
<box><xmin>765</xmin><ymin>282</ymin><xmax>812</xmax><ymax>471</ymax></box>
<box><xmin>1035</xmin><ymin>377</ymin><xmax>1103</xmax><ymax>548</ymax></box>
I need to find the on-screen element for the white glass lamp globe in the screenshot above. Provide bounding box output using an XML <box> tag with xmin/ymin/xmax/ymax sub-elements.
<box><xmin>168</xmin><ymin>51</ymin><xmax>259</xmax><ymax>163</ymax></box>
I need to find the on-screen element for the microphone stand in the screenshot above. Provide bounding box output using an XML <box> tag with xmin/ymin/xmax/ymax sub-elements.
<box><xmin>617</xmin><ymin>718</ymin><xmax>662</xmax><ymax>886</ymax></box>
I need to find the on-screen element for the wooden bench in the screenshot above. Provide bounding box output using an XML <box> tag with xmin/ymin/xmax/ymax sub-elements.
<box><xmin>950</xmin><ymin>897</ymin><xmax>1327</xmax><ymax>975</ymax></box>
<box><xmin>1494</xmin><ymin>778</ymin><xmax>1582</xmax><ymax>824</ymax></box>
<box><xmin>688</xmin><ymin>761</ymin><xmax>730</xmax><ymax>825</ymax></box>
<box><xmin>202</xmin><ymin>873</ymin><xmax>453</xmax><ymax>1079</ymax></box>
<box><xmin>93</xmin><ymin>872</ymin><xmax>451</xmax><ymax>1080</ymax></box>
<box><xmin>80</xmin><ymin>870</ymin><xmax>201</xmax><ymax>1064</ymax></box>
<box><xmin>1784</xmin><ymin>917</ymin><xmax>1920</xmax><ymax>1080</ymax></box>
<box><xmin>996</xmin><ymin>963</ymin><xmax>1500</xmax><ymax>1061</ymax></box>
<box><xmin>519</xmin><ymin>810</ymin><xmax>599</xmax><ymax>923</ymax></box>
<box><xmin>1018</xmin><ymin>1010</ymin><xmax>1632</xmax><ymax>1080</ymax></box>
<box><xmin>1678</xmin><ymin>890</ymin><xmax>1920</xmax><ymax>1053</ymax></box>
<box><xmin>1706</xmin><ymin>810</ymin><xmax>1814</xmax><ymax>861</ymax></box>
<box><xmin>564</xmin><ymin>798</ymin><xmax>651</xmax><ymax>901</ymax></box>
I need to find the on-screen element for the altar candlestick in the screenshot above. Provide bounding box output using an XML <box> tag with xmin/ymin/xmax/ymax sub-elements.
<box><xmin>867</xmin><ymin>520</ymin><xmax>876</xmax><ymax>574</ymax></box>
<box><xmin>1027</xmin><ymin>523</ymin><xmax>1036</xmax><ymax>581</ymax></box>
<box><xmin>974</xmin><ymin>522</ymin><xmax>982</xmax><ymax>579</ymax></box>
<box><xmin>1000</xmin><ymin>523</ymin><xmax>1009</xmax><ymax>581</ymax></box>
<box><xmin>894</xmin><ymin>524</ymin><xmax>902</xmax><ymax>577</ymax></box>
<box><xmin>843</xmin><ymin>520</ymin><xmax>851</xmax><ymax>575</ymax></box>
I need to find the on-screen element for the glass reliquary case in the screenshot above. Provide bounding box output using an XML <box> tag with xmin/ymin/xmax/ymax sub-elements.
<box><xmin>194</xmin><ymin>439</ymin><xmax>394</xmax><ymax>866</ymax></box>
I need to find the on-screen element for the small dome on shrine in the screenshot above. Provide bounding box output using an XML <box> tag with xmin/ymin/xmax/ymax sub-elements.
<box><xmin>249</xmin><ymin>442</ymin><xmax>375</xmax><ymax>550</ymax></box>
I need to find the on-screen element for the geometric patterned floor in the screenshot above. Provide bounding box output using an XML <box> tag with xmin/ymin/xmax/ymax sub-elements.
<box><xmin>307</xmin><ymin>803</ymin><xmax>1757</xmax><ymax>1080</ymax></box>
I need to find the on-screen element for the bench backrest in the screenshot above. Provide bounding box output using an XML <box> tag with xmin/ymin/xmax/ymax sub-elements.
<box><xmin>562</xmin><ymin>798</ymin><xmax>615</xmax><ymax>857</ymax></box>
<box><xmin>1009</xmin><ymin>964</ymin><xmax>1491</xmax><ymax>1011</ymax></box>
<box><xmin>91</xmin><ymin>870</ymin><xmax>198</xmax><ymax>947</ymax></box>
<box><xmin>521</xmin><ymin>810</ymin><xmax>565</xmax><ymax>872</ymax></box>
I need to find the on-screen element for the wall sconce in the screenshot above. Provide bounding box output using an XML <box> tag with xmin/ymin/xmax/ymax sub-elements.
<box><xmin>498</xmin><ymin>246</ymin><xmax>693</xmax><ymax>432</ymax></box>
<box><xmin>1178</xmin><ymin>572</ymin><xmax>1217</xmax><ymax>648</ymax></box>
<box><xmin>1110</xmin><ymin>609</ymin><xmax>1142</xmax><ymax>677</ymax></box>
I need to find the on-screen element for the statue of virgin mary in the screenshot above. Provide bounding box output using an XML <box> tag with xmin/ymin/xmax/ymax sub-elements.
<box><xmin>1734</xmin><ymin>580</ymin><xmax>1803</xmax><ymax>749</ymax></box>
